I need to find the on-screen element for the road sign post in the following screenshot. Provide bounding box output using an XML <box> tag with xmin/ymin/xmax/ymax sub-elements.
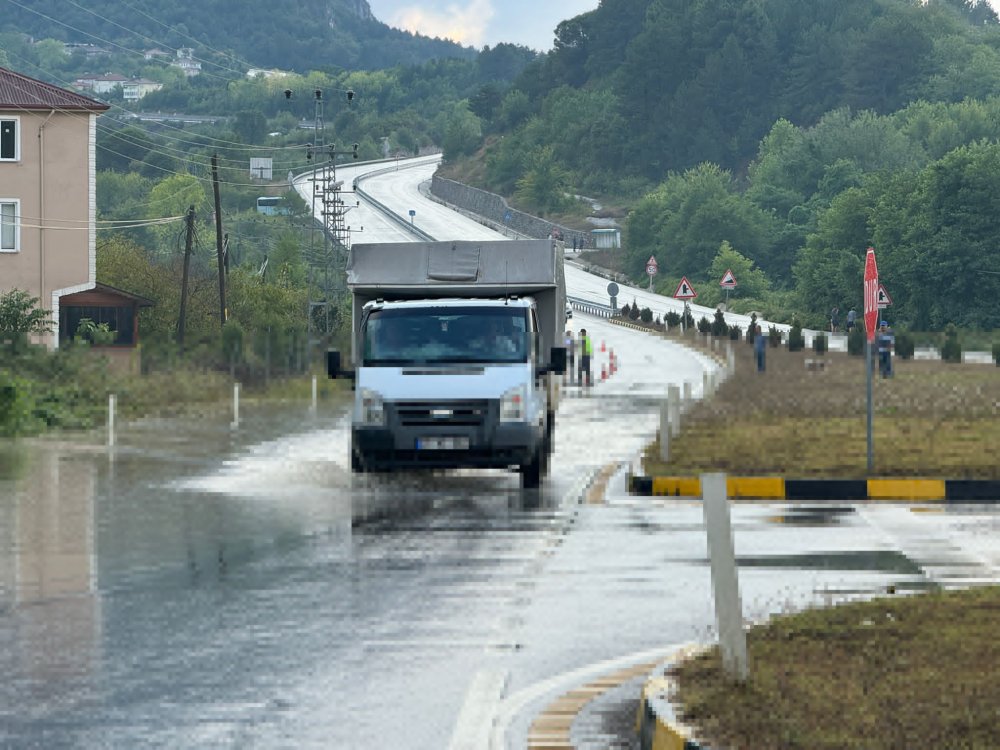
<box><xmin>720</xmin><ymin>269</ymin><xmax>737</xmax><ymax>308</ymax></box>
<box><xmin>863</xmin><ymin>248</ymin><xmax>879</xmax><ymax>473</ymax></box>
<box><xmin>646</xmin><ymin>256</ymin><xmax>658</xmax><ymax>291</ymax></box>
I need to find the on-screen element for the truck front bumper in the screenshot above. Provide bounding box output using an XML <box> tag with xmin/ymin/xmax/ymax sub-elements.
<box><xmin>352</xmin><ymin>420</ymin><xmax>541</xmax><ymax>471</ymax></box>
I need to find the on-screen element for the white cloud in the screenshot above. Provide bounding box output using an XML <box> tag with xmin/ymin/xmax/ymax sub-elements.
<box><xmin>389</xmin><ymin>0</ymin><xmax>496</xmax><ymax>46</ymax></box>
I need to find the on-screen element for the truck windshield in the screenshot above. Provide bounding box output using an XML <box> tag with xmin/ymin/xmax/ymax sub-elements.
<box><xmin>363</xmin><ymin>306</ymin><xmax>531</xmax><ymax>366</ymax></box>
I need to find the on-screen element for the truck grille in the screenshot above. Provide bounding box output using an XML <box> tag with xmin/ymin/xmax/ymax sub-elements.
<box><xmin>395</xmin><ymin>400</ymin><xmax>490</xmax><ymax>428</ymax></box>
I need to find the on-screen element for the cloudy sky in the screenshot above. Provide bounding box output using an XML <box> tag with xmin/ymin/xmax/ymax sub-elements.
<box><xmin>369</xmin><ymin>0</ymin><xmax>1000</xmax><ymax>52</ymax></box>
<box><xmin>367</xmin><ymin>0</ymin><xmax>600</xmax><ymax>51</ymax></box>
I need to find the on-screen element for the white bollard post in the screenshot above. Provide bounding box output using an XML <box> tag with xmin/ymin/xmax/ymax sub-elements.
<box><xmin>702</xmin><ymin>472</ymin><xmax>749</xmax><ymax>682</ymax></box>
<box><xmin>232</xmin><ymin>383</ymin><xmax>240</xmax><ymax>428</ymax></box>
<box><xmin>107</xmin><ymin>393</ymin><xmax>116</xmax><ymax>449</ymax></box>
<box><xmin>658</xmin><ymin>401</ymin><xmax>670</xmax><ymax>462</ymax></box>
<box><xmin>703</xmin><ymin>370</ymin><xmax>711</xmax><ymax>399</ymax></box>
<box><xmin>667</xmin><ymin>384</ymin><xmax>681</xmax><ymax>438</ymax></box>
<box><xmin>683</xmin><ymin>381</ymin><xmax>692</xmax><ymax>413</ymax></box>
<box><xmin>727</xmin><ymin>342</ymin><xmax>735</xmax><ymax>374</ymax></box>
<box><xmin>311</xmin><ymin>375</ymin><xmax>318</xmax><ymax>413</ymax></box>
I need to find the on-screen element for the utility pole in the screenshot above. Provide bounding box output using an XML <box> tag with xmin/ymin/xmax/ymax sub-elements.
<box><xmin>212</xmin><ymin>154</ymin><xmax>226</xmax><ymax>326</ymax></box>
<box><xmin>177</xmin><ymin>205</ymin><xmax>196</xmax><ymax>351</ymax></box>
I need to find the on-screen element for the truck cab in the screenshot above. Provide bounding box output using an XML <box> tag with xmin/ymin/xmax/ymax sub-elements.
<box><xmin>350</xmin><ymin>297</ymin><xmax>557</xmax><ymax>486</ymax></box>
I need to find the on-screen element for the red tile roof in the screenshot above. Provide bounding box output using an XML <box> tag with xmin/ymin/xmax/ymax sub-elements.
<box><xmin>0</xmin><ymin>66</ymin><xmax>110</xmax><ymax>112</ymax></box>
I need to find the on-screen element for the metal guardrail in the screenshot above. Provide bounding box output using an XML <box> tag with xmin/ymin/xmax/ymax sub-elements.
<box><xmin>567</xmin><ymin>296</ymin><xmax>614</xmax><ymax>318</ymax></box>
<box><xmin>352</xmin><ymin>159</ymin><xmax>439</xmax><ymax>242</ymax></box>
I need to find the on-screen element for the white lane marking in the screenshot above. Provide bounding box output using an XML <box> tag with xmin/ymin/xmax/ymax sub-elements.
<box><xmin>448</xmin><ymin>669</ymin><xmax>510</xmax><ymax>750</ymax></box>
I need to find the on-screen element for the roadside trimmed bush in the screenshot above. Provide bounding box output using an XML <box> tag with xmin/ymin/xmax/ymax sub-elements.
<box><xmin>941</xmin><ymin>324</ymin><xmax>962</xmax><ymax>363</ymax></box>
<box><xmin>848</xmin><ymin>326</ymin><xmax>866</xmax><ymax>356</ymax></box>
<box><xmin>640</xmin><ymin>307</ymin><xmax>653</xmax><ymax>323</ymax></box>
<box><xmin>711</xmin><ymin>308</ymin><xmax>728</xmax><ymax>337</ymax></box>
<box><xmin>768</xmin><ymin>325</ymin><xmax>782</xmax><ymax>347</ymax></box>
<box><xmin>697</xmin><ymin>316</ymin><xmax>712</xmax><ymax>334</ymax></box>
<box><xmin>665</xmin><ymin>311</ymin><xmax>681</xmax><ymax>329</ymax></box>
<box><xmin>729</xmin><ymin>324</ymin><xmax>741</xmax><ymax>341</ymax></box>
<box><xmin>895</xmin><ymin>330</ymin><xmax>915</xmax><ymax>360</ymax></box>
<box><xmin>787</xmin><ymin>320</ymin><xmax>805</xmax><ymax>352</ymax></box>
<box><xmin>813</xmin><ymin>332</ymin><xmax>828</xmax><ymax>355</ymax></box>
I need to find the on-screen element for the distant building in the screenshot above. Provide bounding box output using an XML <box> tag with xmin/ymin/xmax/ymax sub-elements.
<box><xmin>143</xmin><ymin>48</ymin><xmax>171</xmax><ymax>61</ymax></box>
<box><xmin>590</xmin><ymin>228</ymin><xmax>621</xmax><ymax>250</ymax></box>
<box><xmin>74</xmin><ymin>73</ymin><xmax>127</xmax><ymax>95</ymax></box>
<box><xmin>246</xmin><ymin>68</ymin><xmax>289</xmax><ymax>80</ymax></box>
<box><xmin>171</xmin><ymin>48</ymin><xmax>202</xmax><ymax>77</ymax></box>
<box><xmin>121</xmin><ymin>79</ymin><xmax>163</xmax><ymax>101</ymax></box>
<box><xmin>65</xmin><ymin>42</ymin><xmax>112</xmax><ymax>58</ymax></box>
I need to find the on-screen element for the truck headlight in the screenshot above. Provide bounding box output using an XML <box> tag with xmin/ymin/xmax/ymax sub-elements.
<box><xmin>359</xmin><ymin>388</ymin><xmax>385</xmax><ymax>426</ymax></box>
<box><xmin>500</xmin><ymin>384</ymin><xmax>527</xmax><ymax>422</ymax></box>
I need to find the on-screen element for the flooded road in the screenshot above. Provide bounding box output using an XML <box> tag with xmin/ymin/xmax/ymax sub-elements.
<box><xmin>2</xmin><ymin>317</ymin><xmax>998</xmax><ymax>749</ymax></box>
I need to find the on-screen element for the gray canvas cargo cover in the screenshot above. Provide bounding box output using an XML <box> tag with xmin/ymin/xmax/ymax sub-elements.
<box><xmin>347</xmin><ymin>240</ymin><xmax>559</xmax><ymax>296</ymax></box>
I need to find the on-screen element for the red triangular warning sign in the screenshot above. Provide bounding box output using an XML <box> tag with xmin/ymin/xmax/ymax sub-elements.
<box><xmin>877</xmin><ymin>283</ymin><xmax>892</xmax><ymax>308</ymax></box>
<box><xmin>720</xmin><ymin>269</ymin><xmax>737</xmax><ymax>288</ymax></box>
<box><xmin>673</xmin><ymin>276</ymin><xmax>697</xmax><ymax>299</ymax></box>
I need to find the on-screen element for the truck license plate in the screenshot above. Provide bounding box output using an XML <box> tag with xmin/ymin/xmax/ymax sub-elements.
<box><xmin>416</xmin><ymin>436</ymin><xmax>470</xmax><ymax>450</ymax></box>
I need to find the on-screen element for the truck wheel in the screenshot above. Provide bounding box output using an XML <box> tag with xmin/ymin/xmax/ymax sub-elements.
<box><xmin>350</xmin><ymin>446</ymin><xmax>365</xmax><ymax>473</ymax></box>
<box><xmin>520</xmin><ymin>446</ymin><xmax>543</xmax><ymax>489</ymax></box>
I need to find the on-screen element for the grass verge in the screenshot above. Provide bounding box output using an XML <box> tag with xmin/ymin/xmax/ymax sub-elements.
<box><xmin>673</xmin><ymin>586</ymin><xmax>1000</xmax><ymax>749</ymax></box>
<box><xmin>642</xmin><ymin>333</ymin><xmax>1000</xmax><ymax>478</ymax></box>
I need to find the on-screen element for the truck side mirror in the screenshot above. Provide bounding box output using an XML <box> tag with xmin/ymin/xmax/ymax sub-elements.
<box><xmin>327</xmin><ymin>350</ymin><xmax>341</xmax><ymax>379</ymax></box>
<box><xmin>549</xmin><ymin>346</ymin><xmax>567</xmax><ymax>375</ymax></box>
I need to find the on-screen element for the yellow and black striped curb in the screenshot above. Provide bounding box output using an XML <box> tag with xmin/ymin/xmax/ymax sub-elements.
<box><xmin>636</xmin><ymin>644</ymin><xmax>709</xmax><ymax>750</ymax></box>
<box><xmin>628</xmin><ymin>475</ymin><xmax>1000</xmax><ymax>503</ymax></box>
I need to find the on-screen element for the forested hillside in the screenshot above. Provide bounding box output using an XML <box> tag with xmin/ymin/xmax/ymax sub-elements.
<box><xmin>1</xmin><ymin>0</ymin><xmax>475</xmax><ymax>71</ymax></box>
<box><xmin>447</xmin><ymin>0</ymin><xmax>1000</xmax><ymax>330</ymax></box>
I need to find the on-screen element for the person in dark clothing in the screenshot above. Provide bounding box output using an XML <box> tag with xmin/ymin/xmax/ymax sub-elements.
<box><xmin>754</xmin><ymin>324</ymin><xmax>766</xmax><ymax>372</ymax></box>
<box><xmin>877</xmin><ymin>321</ymin><xmax>894</xmax><ymax>378</ymax></box>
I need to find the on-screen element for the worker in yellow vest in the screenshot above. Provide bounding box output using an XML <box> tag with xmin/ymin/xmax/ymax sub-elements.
<box><xmin>579</xmin><ymin>328</ymin><xmax>593</xmax><ymax>387</ymax></box>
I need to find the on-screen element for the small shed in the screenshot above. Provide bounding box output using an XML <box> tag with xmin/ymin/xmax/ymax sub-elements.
<box><xmin>590</xmin><ymin>228</ymin><xmax>621</xmax><ymax>250</ymax></box>
<box><xmin>58</xmin><ymin>283</ymin><xmax>154</xmax><ymax>372</ymax></box>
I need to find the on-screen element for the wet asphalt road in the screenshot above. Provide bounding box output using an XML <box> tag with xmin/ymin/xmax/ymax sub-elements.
<box><xmin>4</xmin><ymin>316</ymin><xmax>998</xmax><ymax>749</ymax></box>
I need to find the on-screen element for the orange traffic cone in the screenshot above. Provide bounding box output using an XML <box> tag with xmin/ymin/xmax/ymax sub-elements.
<box><xmin>609</xmin><ymin>349</ymin><xmax>616</xmax><ymax>374</ymax></box>
<box><xmin>601</xmin><ymin>340</ymin><xmax>606</xmax><ymax>353</ymax></box>
<box><xmin>601</xmin><ymin>364</ymin><xmax>608</xmax><ymax>381</ymax></box>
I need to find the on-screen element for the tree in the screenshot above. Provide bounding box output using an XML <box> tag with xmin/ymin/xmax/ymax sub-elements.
<box><xmin>0</xmin><ymin>290</ymin><xmax>52</xmax><ymax>350</ymax></box>
<box><xmin>514</xmin><ymin>145</ymin><xmax>572</xmax><ymax>215</ymax></box>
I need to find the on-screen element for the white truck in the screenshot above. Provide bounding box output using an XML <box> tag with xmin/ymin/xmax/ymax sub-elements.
<box><xmin>328</xmin><ymin>239</ymin><xmax>567</xmax><ymax>487</ymax></box>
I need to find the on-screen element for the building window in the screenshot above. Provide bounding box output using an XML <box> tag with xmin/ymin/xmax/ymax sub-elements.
<box><xmin>0</xmin><ymin>118</ymin><xmax>18</xmax><ymax>161</ymax></box>
<box><xmin>0</xmin><ymin>200</ymin><xmax>18</xmax><ymax>252</ymax></box>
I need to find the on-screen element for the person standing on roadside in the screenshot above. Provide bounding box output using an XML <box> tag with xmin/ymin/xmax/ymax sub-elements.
<box><xmin>877</xmin><ymin>321</ymin><xmax>894</xmax><ymax>378</ymax></box>
<box><xmin>754</xmin><ymin>324</ymin><xmax>767</xmax><ymax>372</ymax></box>
<box><xmin>830</xmin><ymin>306</ymin><xmax>840</xmax><ymax>333</ymax></box>
<box><xmin>563</xmin><ymin>329</ymin><xmax>576</xmax><ymax>385</ymax></box>
<box><xmin>578</xmin><ymin>328</ymin><xmax>593</xmax><ymax>387</ymax></box>
<box><xmin>846</xmin><ymin>307</ymin><xmax>857</xmax><ymax>333</ymax></box>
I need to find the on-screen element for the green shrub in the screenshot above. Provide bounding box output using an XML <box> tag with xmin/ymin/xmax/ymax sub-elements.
<box><xmin>0</xmin><ymin>371</ymin><xmax>37</xmax><ymax>436</ymax></box>
<box><xmin>848</xmin><ymin>326</ymin><xmax>866</xmax><ymax>356</ymax></box>
<box><xmin>746</xmin><ymin>314</ymin><xmax>758</xmax><ymax>345</ymax></box>
<box><xmin>619</xmin><ymin>302</ymin><xmax>630</xmax><ymax>319</ymax></box>
<box><xmin>729</xmin><ymin>324</ymin><xmax>742</xmax><ymax>341</ymax></box>
<box><xmin>665</xmin><ymin>311</ymin><xmax>681</xmax><ymax>329</ymax></box>
<box><xmin>629</xmin><ymin>299</ymin><xmax>640</xmax><ymax>320</ymax></box>
<box><xmin>640</xmin><ymin>307</ymin><xmax>653</xmax><ymax>323</ymax></box>
<box><xmin>711</xmin><ymin>308</ymin><xmax>728</xmax><ymax>337</ymax></box>
<box><xmin>813</xmin><ymin>332</ymin><xmax>828</xmax><ymax>355</ymax></box>
<box><xmin>895</xmin><ymin>330</ymin><xmax>915</xmax><ymax>360</ymax></box>
<box><xmin>682</xmin><ymin>306</ymin><xmax>695</xmax><ymax>330</ymax></box>
<box><xmin>787</xmin><ymin>319</ymin><xmax>805</xmax><ymax>352</ymax></box>
<box><xmin>941</xmin><ymin>324</ymin><xmax>962</xmax><ymax>363</ymax></box>
<box><xmin>697</xmin><ymin>316</ymin><xmax>712</xmax><ymax>334</ymax></box>
<box><xmin>768</xmin><ymin>325</ymin><xmax>782</xmax><ymax>347</ymax></box>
